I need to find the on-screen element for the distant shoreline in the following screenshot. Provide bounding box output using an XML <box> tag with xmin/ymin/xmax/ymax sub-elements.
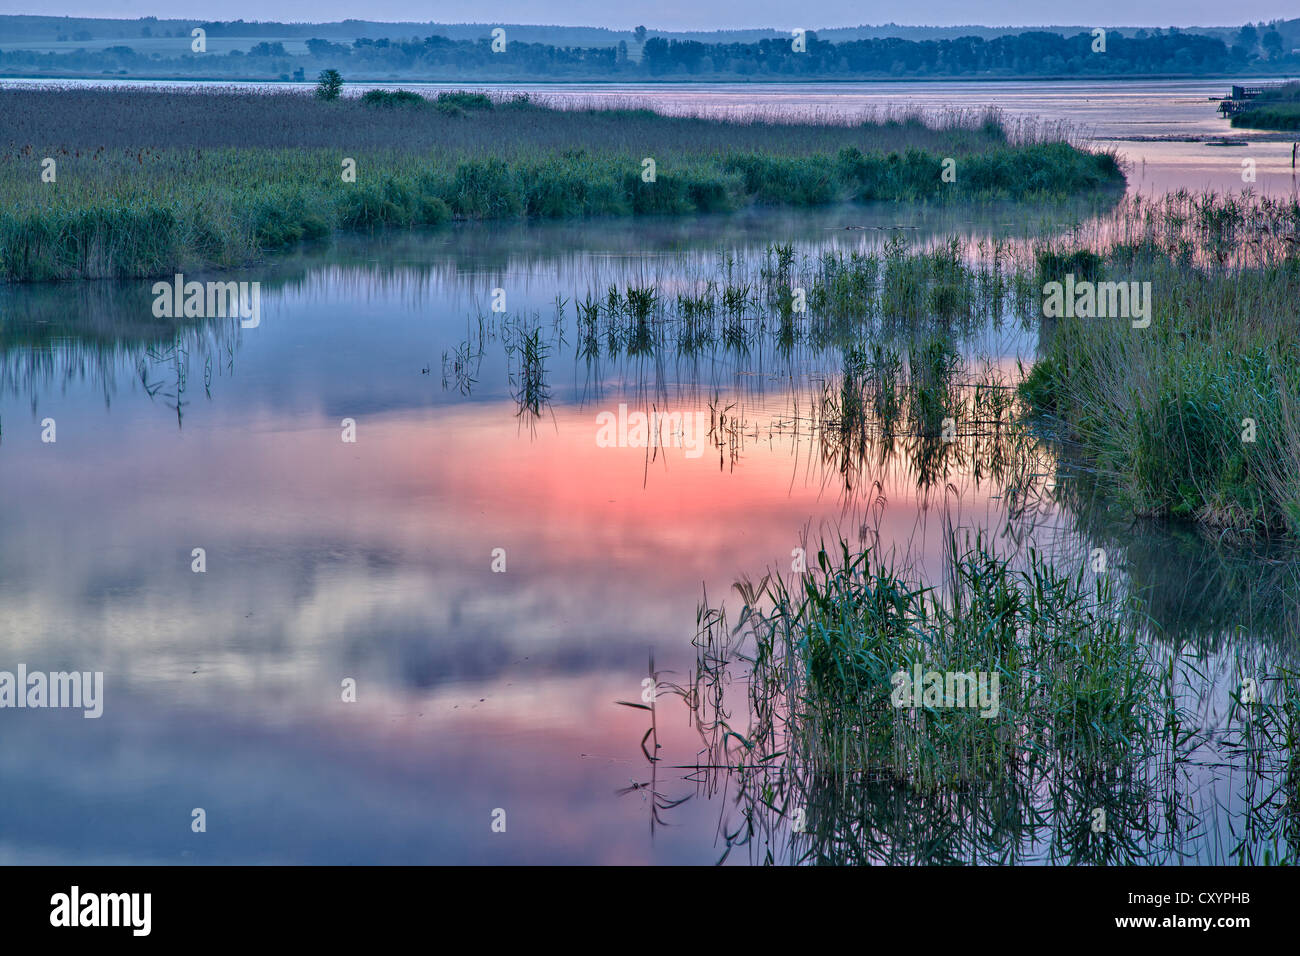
<box><xmin>3</xmin><ymin>72</ymin><xmax>1298</xmax><ymax>86</ymax></box>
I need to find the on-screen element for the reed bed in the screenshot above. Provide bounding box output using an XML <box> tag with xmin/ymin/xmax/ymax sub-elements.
<box><xmin>1018</xmin><ymin>191</ymin><xmax>1300</xmax><ymax>536</ymax></box>
<box><xmin>695</xmin><ymin>533</ymin><xmax>1160</xmax><ymax>788</ymax></box>
<box><xmin>1231</xmin><ymin>81</ymin><xmax>1300</xmax><ymax>131</ymax></box>
<box><xmin>0</xmin><ymin>87</ymin><xmax>1122</xmax><ymax>281</ymax></box>
<box><xmin>484</xmin><ymin>190</ymin><xmax>1300</xmax><ymax>538</ymax></box>
<box><xmin>0</xmin><ymin>86</ymin><xmax>1059</xmax><ymax>152</ymax></box>
<box><xmin>666</xmin><ymin>533</ymin><xmax>1300</xmax><ymax>864</ymax></box>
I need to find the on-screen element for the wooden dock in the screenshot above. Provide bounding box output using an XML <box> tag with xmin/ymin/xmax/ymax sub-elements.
<box><xmin>1213</xmin><ymin>83</ymin><xmax>1287</xmax><ymax>116</ymax></box>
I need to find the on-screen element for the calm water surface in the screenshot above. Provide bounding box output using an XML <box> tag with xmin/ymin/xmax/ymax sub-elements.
<box><xmin>1</xmin><ymin>85</ymin><xmax>1298</xmax><ymax>864</ymax></box>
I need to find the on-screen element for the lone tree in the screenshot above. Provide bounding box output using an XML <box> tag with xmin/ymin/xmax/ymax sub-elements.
<box><xmin>315</xmin><ymin>69</ymin><xmax>343</xmax><ymax>101</ymax></box>
<box><xmin>634</xmin><ymin>26</ymin><xmax>647</xmax><ymax>46</ymax></box>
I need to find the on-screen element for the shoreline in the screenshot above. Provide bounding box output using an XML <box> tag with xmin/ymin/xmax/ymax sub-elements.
<box><xmin>3</xmin><ymin>71</ymin><xmax>1298</xmax><ymax>86</ymax></box>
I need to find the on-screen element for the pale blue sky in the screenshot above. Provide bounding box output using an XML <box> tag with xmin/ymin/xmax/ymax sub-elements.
<box><xmin>1</xmin><ymin>2</ymin><xmax>1295</xmax><ymax>30</ymax></box>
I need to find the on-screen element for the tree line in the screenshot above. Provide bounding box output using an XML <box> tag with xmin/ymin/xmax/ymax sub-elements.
<box><xmin>2</xmin><ymin>27</ymin><xmax>1296</xmax><ymax>79</ymax></box>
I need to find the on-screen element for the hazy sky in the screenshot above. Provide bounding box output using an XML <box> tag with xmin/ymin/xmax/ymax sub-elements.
<box><xmin>2</xmin><ymin>2</ymin><xmax>1295</xmax><ymax>30</ymax></box>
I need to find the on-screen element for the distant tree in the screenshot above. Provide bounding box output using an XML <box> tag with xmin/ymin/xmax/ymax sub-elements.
<box><xmin>641</xmin><ymin>37</ymin><xmax>670</xmax><ymax>74</ymax></box>
<box><xmin>616</xmin><ymin>40</ymin><xmax>628</xmax><ymax>64</ymax></box>
<box><xmin>1262</xmin><ymin>30</ymin><xmax>1284</xmax><ymax>60</ymax></box>
<box><xmin>634</xmin><ymin>26</ymin><xmax>647</xmax><ymax>45</ymax></box>
<box><xmin>140</xmin><ymin>27</ymin><xmax>152</xmax><ymax>38</ymax></box>
<box><xmin>315</xmin><ymin>68</ymin><xmax>343</xmax><ymax>100</ymax></box>
<box><xmin>306</xmin><ymin>38</ymin><xmax>350</xmax><ymax>58</ymax></box>
<box><xmin>1238</xmin><ymin>25</ymin><xmax>1259</xmax><ymax>48</ymax></box>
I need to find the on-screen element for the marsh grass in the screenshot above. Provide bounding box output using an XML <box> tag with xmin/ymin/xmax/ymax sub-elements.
<box><xmin>661</xmin><ymin>532</ymin><xmax>1300</xmax><ymax>864</ymax></box>
<box><xmin>506</xmin><ymin>319</ymin><xmax>552</xmax><ymax>420</ymax></box>
<box><xmin>1230</xmin><ymin>81</ymin><xmax>1300</xmax><ymax>131</ymax></box>
<box><xmin>559</xmin><ymin>236</ymin><xmax>1021</xmax><ymax>367</ymax></box>
<box><xmin>15</xmin><ymin>177</ymin><xmax>1295</xmax><ymax>546</ymax></box>
<box><xmin>1018</xmin><ymin>191</ymin><xmax>1300</xmax><ymax>535</ymax></box>
<box><xmin>0</xmin><ymin>88</ymin><xmax>1122</xmax><ymax>281</ymax></box>
<box><xmin>0</xmin><ymin>88</ymin><xmax>1063</xmax><ymax>153</ymax></box>
<box><xmin>703</xmin><ymin>532</ymin><xmax>1160</xmax><ymax>782</ymax></box>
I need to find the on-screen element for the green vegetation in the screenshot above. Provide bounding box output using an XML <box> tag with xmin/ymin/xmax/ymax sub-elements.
<box><xmin>1231</xmin><ymin>105</ymin><xmax>1300</xmax><ymax>130</ymax></box>
<box><xmin>549</xmin><ymin>237</ymin><xmax>1024</xmax><ymax>364</ymax></box>
<box><xmin>314</xmin><ymin>68</ymin><xmax>343</xmax><ymax>100</ymax></box>
<box><xmin>1019</xmin><ymin>191</ymin><xmax>1300</xmax><ymax>536</ymax></box>
<box><xmin>709</xmin><ymin>535</ymin><xmax>1158</xmax><ymax>789</ymax></box>
<box><xmin>359</xmin><ymin>89</ymin><xmax>500</xmax><ymax>114</ymax></box>
<box><xmin>486</xmin><ymin>189</ymin><xmax>1300</xmax><ymax>541</ymax></box>
<box><xmin>675</xmin><ymin>534</ymin><xmax>1300</xmax><ymax>863</ymax></box>
<box><xmin>509</xmin><ymin>324</ymin><xmax>551</xmax><ymax>420</ymax></box>
<box><xmin>1231</xmin><ymin>80</ymin><xmax>1300</xmax><ymax>129</ymax></box>
<box><xmin>0</xmin><ymin>88</ymin><xmax>1122</xmax><ymax>282</ymax></box>
<box><xmin>359</xmin><ymin>88</ymin><xmax>426</xmax><ymax>108</ymax></box>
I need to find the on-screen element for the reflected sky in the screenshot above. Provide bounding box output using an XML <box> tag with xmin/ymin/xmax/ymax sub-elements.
<box><xmin>1</xmin><ymin>200</ymin><xmax>1295</xmax><ymax>863</ymax></box>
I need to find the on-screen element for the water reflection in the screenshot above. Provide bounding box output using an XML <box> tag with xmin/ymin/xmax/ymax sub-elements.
<box><xmin>1</xmin><ymin>204</ymin><xmax>1296</xmax><ymax>863</ymax></box>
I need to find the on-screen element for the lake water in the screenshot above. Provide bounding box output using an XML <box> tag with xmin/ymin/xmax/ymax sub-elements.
<box><xmin>1</xmin><ymin>82</ymin><xmax>1297</xmax><ymax>864</ymax></box>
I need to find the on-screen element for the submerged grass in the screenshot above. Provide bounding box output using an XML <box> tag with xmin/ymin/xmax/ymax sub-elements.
<box><xmin>548</xmin><ymin>189</ymin><xmax>1300</xmax><ymax>540</ymax></box>
<box><xmin>415</xmin><ymin>188</ymin><xmax>1300</xmax><ymax>539</ymax></box>
<box><xmin>698</xmin><ymin>533</ymin><xmax>1160</xmax><ymax>791</ymax></box>
<box><xmin>672</xmin><ymin>533</ymin><xmax>1300</xmax><ymax>864</ymax></box>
